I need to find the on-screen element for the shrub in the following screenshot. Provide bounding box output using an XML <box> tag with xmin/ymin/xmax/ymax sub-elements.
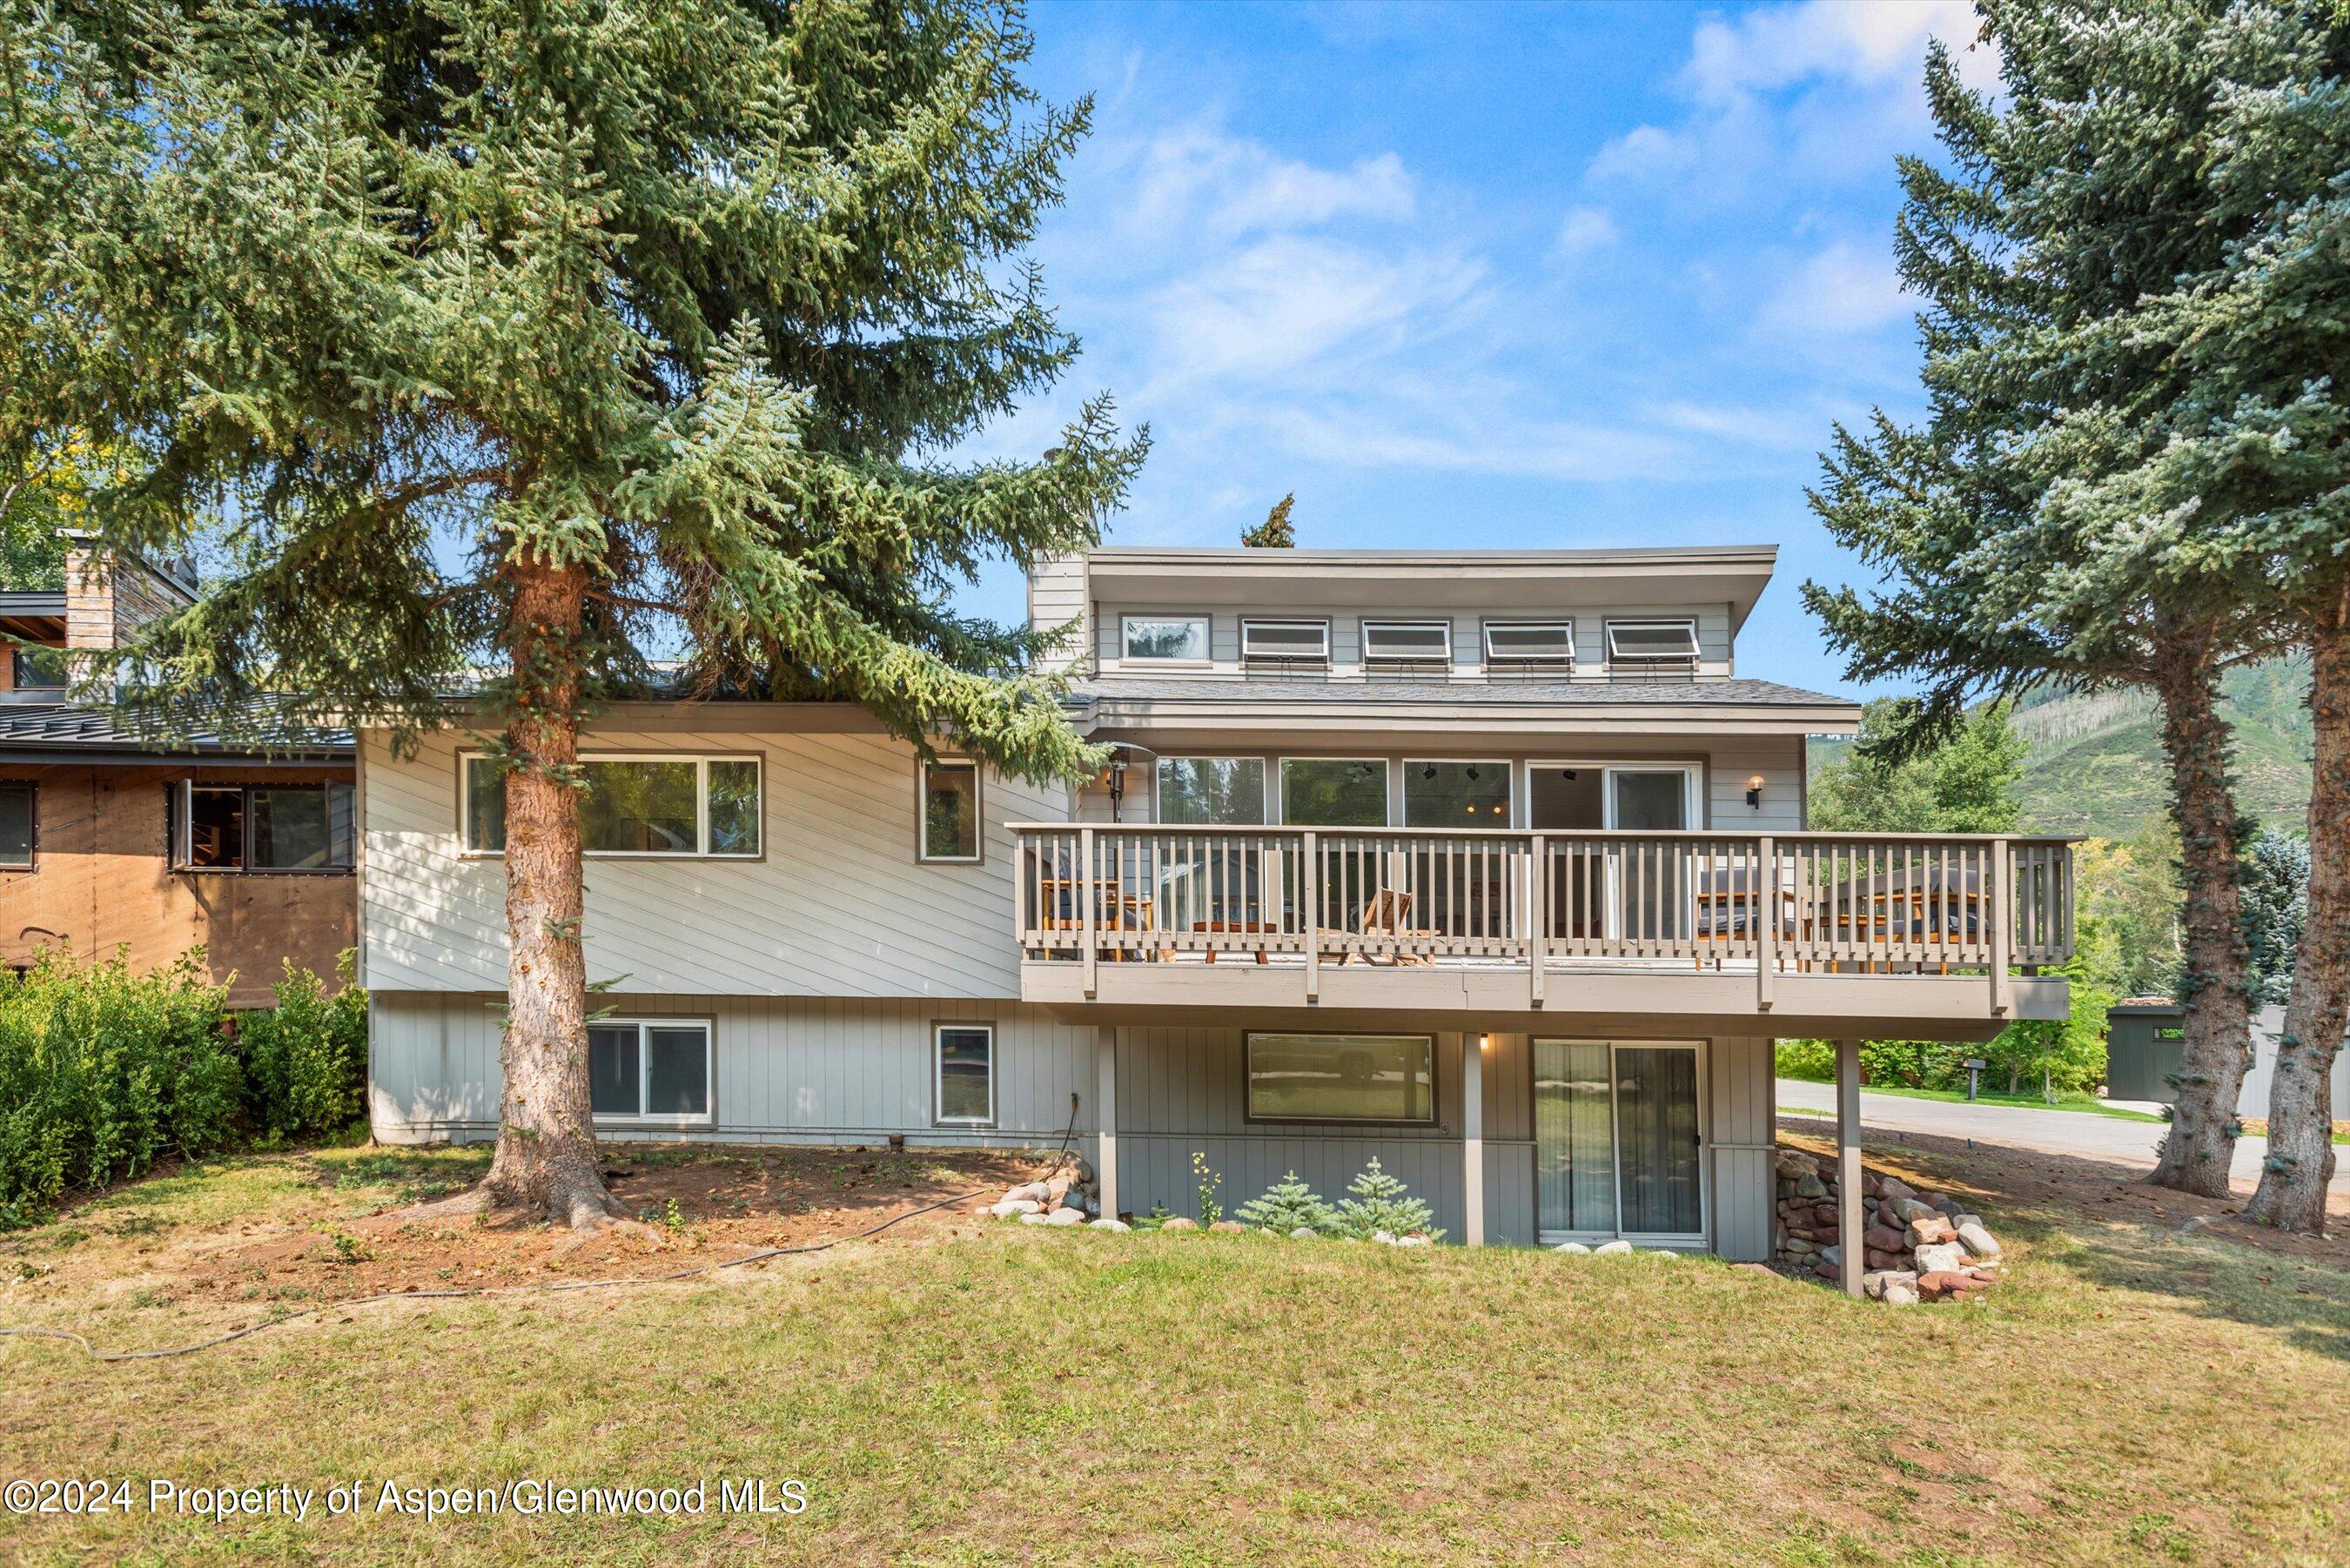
<box><xmin>1235</xmin><ymin>1170</ymin><xmax>1339</xmax><ymax>1234</ymax></box>
<box><xmin>1775</xmin><ymin>1039</ymin><xmax>1836</xmax><ymax>1082</ymax></box>
<box><xmin>0</xmin><ymin>950</ymin><xmax>239</xmax><ymax>1226</ymax></box>
<box><xmin>236</xmin><ymin>952</ymin><xmax>368</xmax><ymax>1142</ymax></box>
<box><xmin>1332</xmin><ymin>1157</ymin><xmax>1443</xmax><ymax>1242</ymax></box>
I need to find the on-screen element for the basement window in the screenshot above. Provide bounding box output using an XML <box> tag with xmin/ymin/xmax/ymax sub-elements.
<box><xmin>934</xmin><ymin>1023</ymin><xmax>996</xmax><ymax>1126</ymax></box>
<box><xmin>1246</xmin><ymin>1033</ymin><xmax>1436</xmax><ymax>1124</ymax></box>
<box><xmin>589</xmin><ymin>1018</ymin><xmax>712</xmax><ymax>1123</ymax></box>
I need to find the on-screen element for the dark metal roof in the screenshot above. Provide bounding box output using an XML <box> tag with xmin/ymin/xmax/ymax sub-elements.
<box><xmin>1071</xmin><ymin>676</ymin><xmax>1856</xmax><ymax>708</ymax></box>
<box><xmin>0</xmin><ymin>700</ymin><xmax>352</xmax><ymax>762</ymax></box>
<box><xmin>0</xmin><ymin>591</ymin><xmax>67</xmax><ymax>616</ymax></box>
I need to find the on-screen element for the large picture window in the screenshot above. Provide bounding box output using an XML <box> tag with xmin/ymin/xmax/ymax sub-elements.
<box><xmin>1157</xmin><ymin>757</ymin><xmax>1265</xmax><ymax>825</ymax></box>
<box><xmin>461</xmin><ymin>754</ymin><xmax>762</xmax><ymax>857</ymax></box>
<box><xmin>0</xmin><ymin>781</ymin><xmax>31</xmax><ymax>869</ymax></box>
<box><xmin>1246</xmin><ymin>1033</ymin><xmax>1436</xmax><ymax>1123</ymax></box>
<box><xmin>588</xmin><ymin>1019</ymin><xmax>712</xmax><ymax>1122</ymax></box>
<box><xmin>934</xmin><ymin>1023</ymin><xmax>995</xmax><ymax>1125</ymax></box>
<box><xmin>1279</xmin><ymin>758</ymin><xmax>1387</xmax><ymax>827</ymax></box>
<box><xmin>174</xmin><ymin>781</ymin><xmax>354</xmax><ymax>872</ymax></box>
<box><xmin>1404</xmin><ymin>761</ymin><xmax>1511</xmax><ymax>826</ymax></box>
<box><xmin>920</xmin><ymin>759</ymin><xmax>982</xmax><ymax>862</ymax></box>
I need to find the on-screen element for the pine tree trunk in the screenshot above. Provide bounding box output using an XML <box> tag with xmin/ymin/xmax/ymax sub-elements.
<box><xmin>480</xmin><ymin>554</ymin><xmax>624</xmax><ymax>1228</ymax></box>
<box><xmin>2243</xmin><ymin>604</ymin><xmax>2347</xmax><ymax>1234</ymax></box>
<box><xmin>2146</xmin><ymin>638</ymin><xmax>2254</xmax><ymax>1199</ymax></box>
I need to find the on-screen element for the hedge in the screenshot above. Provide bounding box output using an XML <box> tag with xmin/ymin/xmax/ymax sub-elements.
<box><xmin>0</xmin><ymin>948</ymin><xmax>368</xmax><ymax>1227</ymax></box>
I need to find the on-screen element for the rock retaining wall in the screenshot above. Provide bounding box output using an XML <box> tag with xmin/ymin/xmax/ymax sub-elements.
<box><xmin>1774</xmin><ymin>1147</ymin><xmax>2004</xmax><ymax>1306</ymax></box>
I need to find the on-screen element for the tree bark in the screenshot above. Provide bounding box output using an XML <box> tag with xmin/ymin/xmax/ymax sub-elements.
<box><xmin>480</xmin><ymin>553</ymin><xmax>625</xmax><ymax>1228</ymax></box>
<box><xmin>2244</xmin><ymin>604</ymin><xmax>2347</xmax><ymax>1234</ymax></box>
<box><xmin>2146</xmin><ymin>635</ymin><xmax>2255</xmax><ymax>1199</ymax></box>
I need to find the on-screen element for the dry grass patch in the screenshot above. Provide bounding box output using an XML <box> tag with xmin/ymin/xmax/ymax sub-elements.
<box><xmin>1</xmin><ymin>1141</ymin><xmax>2345</xmax><ymax>1565</ymax></box>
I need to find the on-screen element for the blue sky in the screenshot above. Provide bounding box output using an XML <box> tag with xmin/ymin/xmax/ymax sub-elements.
<box><xmin>957</xmin><ymin>0</ymin><xmax>2000</xmax><ymax>697</ymax></box>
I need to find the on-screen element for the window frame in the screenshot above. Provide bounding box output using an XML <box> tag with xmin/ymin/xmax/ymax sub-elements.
<box><xmin>1603</xmin><ymin>619</ymin><xmax>1702</xmax><ymax>674</ymax></box>
<box><xmin>1361</xmin><ymin>620</ymin><xmax>1454</xmax><ymax>676</ymax></box>
<box><xmin>1276</xmin><ymin>756</ymin><xmax>1391</xmax><ymax>828</ymax></box>
<box><xmin>916</xmin><ymin>756</ymin><xmax>984</xmax><ymax>865</ymax></box>
<box><xmin>170</xmin><ymin>779</ymin><xmax>355</xmax><ymax>874</ymax></box>
<box><xmin>1153</xmin><ymin>754</ymin><xmax>1267</xmax><ymax>826</ymax></box>
<box><xmin>1243</xmin><ymin>1031</ymin><xmax>1440</xmax><ymax>1127</ymax></box>
<box><xmin>1402</xmin><ymin>757</ymin><xmax>1514</xmax><ymax>827</ymax></box>
<box><xmin>588</xmin><ymin>1016</ymin><xmax>715</xmax><ymax>1127</ymax></box>
<box><xmin>1240</xmin><ymin>617</ymin><xmax>1333</xmax><ymax>672</ymax></box>
<box><xmin>0</xmin><ymin>779</ymin><xmax>33</xmax><ymax>871</ymax></box>
<box><xmin>932</xmin><ymin>1021</ymin><xmax>997</xmax><ymax>1128</ymax></box>
<box><xmin>1481</xmin><ymin>620</ymin><xmax>1576</xmax><ymax>675</ymax></box>
<box><xmin>9</xmin><ymin>645</ymin><xmax>69</xmax><ymax>693</ymax></box>
<box><xmin>1118</xmin><ymin>613</ymin><xmax>1212</xmax><ymax>667</ymax></box>
<box><xmin>456</xmin><ymin>751</ymin><xmax>765</xmax><ymax>860</ymax></box>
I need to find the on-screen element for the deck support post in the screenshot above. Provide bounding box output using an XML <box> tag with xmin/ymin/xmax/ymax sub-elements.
<box><xmin>1836</xmin><ymin>1038</ymin><xmax>1863</xmax><ymax>1299</ymax></box>
<box><xmin>1096</xmin><ymin>1025</ymin><xmax>1118</xmax><ymax>1223</ymax></box>
<box><xmin>1460</xmin><ymin>1033</ymin><xmax>1485</xmax><ymax>1246</ymax></box>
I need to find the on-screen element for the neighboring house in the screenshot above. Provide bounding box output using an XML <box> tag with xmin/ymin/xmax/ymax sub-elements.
<box><xmin>0</xmin><ymin>536</ymin><xmax>356</xmax><ymax>1005</ymax></box>
<box><xmin>361</xmin><ymin>544</ymin><xmax>2076</xmax><ymax>1284</ymax></box>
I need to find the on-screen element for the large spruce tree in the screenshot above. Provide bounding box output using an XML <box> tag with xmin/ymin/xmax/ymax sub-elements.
<box><xmin>1</xmin><ymin>0</ymin><xmax>1143</xmax><ymax>1226</ymax></box>
<box><xmin>1802</xmin><ymin>0</ymin><xmax>2347</xmax><ymax>1200</ymax></box>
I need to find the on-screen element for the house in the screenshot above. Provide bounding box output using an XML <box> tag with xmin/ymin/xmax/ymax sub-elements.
<box><xmin>359</xmin><ymin>543</ymin><xmax>2076</xmax><ymax>1291</ymax></box>
<box><xmin>0</xmin><ymin>535</ymin><xmax>356</xmax><ymax>1004</ymax></box>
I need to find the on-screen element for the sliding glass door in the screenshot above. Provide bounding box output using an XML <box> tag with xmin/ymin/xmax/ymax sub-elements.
<box><xmin>1533</xmin><ymin>1039</ymin><xmax>1706</xmax><ymax>1243</ymax></box>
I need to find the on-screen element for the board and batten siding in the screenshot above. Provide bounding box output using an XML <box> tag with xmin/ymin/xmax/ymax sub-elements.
<box><xmin>361</xmin><ymin>727</ymin><xmax>1065</xmax><ymax>1000</ymax></box>
<box><xmin>1709</xmin><ymin>1035</ymin><xmax>1776</xmax><ymax>1263</ymax></box>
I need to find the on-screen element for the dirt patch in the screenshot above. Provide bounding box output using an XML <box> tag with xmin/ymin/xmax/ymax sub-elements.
<box><xmin>50</xmin><ymin>1145</ymin><xmax>1056</xmax><ymax>1310</ymax></box>
<box><xmin>1777</xmin><ymin>1117</ymin><xmax>2350</xmax><ymax>1270</ymax></box>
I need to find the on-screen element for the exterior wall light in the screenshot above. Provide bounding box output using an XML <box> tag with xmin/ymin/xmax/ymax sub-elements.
<box><xmin>1745</xmin><ymin>774</ymin><xmax>1766</xmax><ymax>808</ymax></box>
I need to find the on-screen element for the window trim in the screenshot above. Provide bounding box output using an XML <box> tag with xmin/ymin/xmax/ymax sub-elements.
<box><xmin>1240</xmin><ymin>617</ymin><xmax>1333</xmax><ymax>672</ymax></box>
<box><xmin>1481</xmin><ymin>619</ymin><xmax>1576</xmax><ymax>674</ymax></box>
<box><xmin>1118</xmin><ymin>613</ymin><xmax>1213</xmax><ymax>667</ymax></box>
<box><xmin>916</xmin><ymin>756</ymin><xmax>984</xmax><ymax>865</ymax></box>
<box><xmin>1603</xmin><ymin>618</ymin><xmax>1702</xmax><ymax>673</ymax></box>
<box><xmin>1275</xmin><ymin>755</ymin><xmax>1392</xmax><ymax>828</ymax></box>
<box><xmin>932</xmin><ymin>1021</ymin><xmax>997</xmax><ymax>1127</ymax></box>
<box><xmin>9</xmin><ymin>645</ymin><xmax>69</xmax><ymax>693</ymax></box>
<box><xmin>171</xmin><ymin>779</ymin><xmax>355</xmax><ymax>875</ymax></box>
<box><xmin>588</xmin><ymin>1016</ymin><xmax>715</xmax><ymax>1127</ymax></box>
<box><xmin>1153</xmin><ymin>754</ymin><xmax>1268</xmax><ymax>826</ymax></box>
<box><xmin>456</xmin><ymin>751</ymin><xmax>765</xmax><ymax>860</ymax></box>
<box><xmin>0</xmin><ymin>779</ymin><xmax>34</xmax><ymax>871</ymax></box>
<box><xmin>1361</xmin><ymin>620</ymin><xmax>1454</xmax><ymax>675</ymax></box>
<box><xmin>1242</xmin><ymin>1031</ymin><xmax>1440</xmax><ymax>1127</ymax></box>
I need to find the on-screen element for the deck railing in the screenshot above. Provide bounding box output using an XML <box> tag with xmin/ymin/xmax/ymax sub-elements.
<box><xmin>1010</xmin><ymin>824</ymin><xmax>2074</xmax><ymax>1004</ymax></box>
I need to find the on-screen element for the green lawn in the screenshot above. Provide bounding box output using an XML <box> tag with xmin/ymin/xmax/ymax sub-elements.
<box><xmin>1</xmin><ymin>1143</ymin><xmax>2345</xmax><ymax>1564</ymax></box>
<box><xmin>1784</xmin><ymin>1076</ymin><xmax>2170</xmax><ymax>1122</ymax></box>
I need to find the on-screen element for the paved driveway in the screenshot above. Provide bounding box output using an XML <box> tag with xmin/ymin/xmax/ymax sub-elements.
<box><xmin>1775</xmin><ymin>1078</ymin><xmax>2350</xmax><ymax>1196</ymax></box>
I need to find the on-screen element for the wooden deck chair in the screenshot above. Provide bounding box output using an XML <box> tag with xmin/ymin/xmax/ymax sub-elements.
<box><xmin>1354</xmin><ymin>888</ymin><xmax>1438</xmax><ymax>967</ymax></box>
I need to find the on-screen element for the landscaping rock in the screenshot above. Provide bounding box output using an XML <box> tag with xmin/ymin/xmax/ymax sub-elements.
<box><xmin>1044</xmin><ymin>1176</ymin><xmax>1072</xmax><ymax>1203</ymax></box>
<box><xmin>1883</xmin><ymin>1283</ymin><xmax>1920</xmax><ymax>1307</ymax></box>
<box><xmin>993</xmin><ymin>1198</ymin><xmax>1042</xmax><ymax>1218</ymax></box>
<box><xmin>1289</xmin><ymin>1226</ymin><xmax>1321</xmax><ymax>1241</ymax></box>
<box><xmin>1894</xmin><ymin>1197</ymin><xmax>1937</xmax><ymax>1224</ymax></box>
<box><xmin>1373</xmin><ymin>1230</ymin><xmax>1399</xmax><ymax>1245</ymax></box>
<box><xmin>1907</xmin><ymin>1215</ymin><xmax>1957</xmax><ymax>1247</ymax></box>
<box><xmin>1863</xmin><ymin>1223</ymin><xmax>1905</xmax><ymax>1254</ymax></box>
<box><xmin>1594</xmin><ymin>1239</ymin><xmax>1634</xmax><ymax>1256</ymax></box>
<box><xmin>1795</xmin><ymin>1174</ymin><xmax>1829</xmax><ymax>1200</ymax></box>
<box><xmin>1646</xmin><ymin>1248</ymin><xmax>1680</xmax><ymax>1259</ymax></box>
<box><xmin>1553</xmin><ymin>1242</ymin><xmax>1592</xmax><ymax>1255</ymax></box>
<box><xmin>1090</xmin><ymin>1217</ymin><xmax>1131</xmax><ymax>1232</ymax></box>
<box><xmin>1957</xmin><ymin>1221</ymin><xmax>2002</xmax><ymax>1259</ymax></box>
<box><xmin>1862</xmin><ymin>1269</ymin><xmax>1917</xmax><ymax>1300</ymax></box>
<box><xmin>1004</xmin><ymin>1183</ymin><xmax>1050</xmax><ymax>1204</ymax></box>
<box><xmin>1782</xmin><ymin>1236</ymin><xmax>1816</xmax><ymax>1255</ymax></box>
<box><xmin>1018</xmin><ymin>1211</ymin><xmax>1049</xmax><ymax>1225</ymax></box>
<box><xmin>1398</xmin><ymin>1235</ymin><xmax>1433</xmax><ymax>1248</ymax></box>
<box><xmin>1912</xmin><ymin>1241</ymin><xmax>1968</xmax><ymax>1275</ymax></box>
<box><xmin>1159</xmin><ymin>1216</ymin><xmax>1198</xmax><ymax>1232</ymax></box>
<box><xmin>1818</xmin><ymin>1244</ymin><xmax>1842</xmax><ymax>1269</ymax></box>
<box><xmin>1877</xmin><ymin>1175</ymin><xmax>1916</xmax><ymax>1202</ymax></box>
<box><xmin>1209</xmin><ymin>1220</ymin><xmax>1246</xmax><ymax>1233</ymax></box>
<box><xmin>1043</xmin><ymin>1207</ymin><xmax>1084</xmax><ymax>1227</ymax></box>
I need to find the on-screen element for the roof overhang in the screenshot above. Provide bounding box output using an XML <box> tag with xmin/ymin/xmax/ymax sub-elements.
<box><xmin>0</xmin><ymin>592</ymin><xmax>66</xmax><ymax>643</ymax></box>
<box><xmin>1083</xmin><ymin>545</ymin><xmax>1782</xmax><ymax>632</ymax></box>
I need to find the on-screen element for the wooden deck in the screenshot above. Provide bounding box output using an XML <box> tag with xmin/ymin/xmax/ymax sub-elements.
<box><xmin>1011</xmin><ymin>824</ymin><xmax>2074</xmax><ymax>1026</ymax></box>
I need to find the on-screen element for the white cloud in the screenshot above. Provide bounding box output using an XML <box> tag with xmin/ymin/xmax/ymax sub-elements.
<box><xmin>1757</xmin><ymin>240</ymin><xmax>1911</xmax><ymax>338</ymax></box>
<box><xmin>1549</xmin><ymin>205</ymin><xmax>1620</xmax><ymax>263</ymax></box>
<box><xmin>1118</xmin><ymin>123</ymin><xmax>1416</xmax><ymax>245</ymax></box>
<box><xmin>1684</xmin><ymin>0</ymin><xmax>1983</xmax><ymax>104</ymax></box>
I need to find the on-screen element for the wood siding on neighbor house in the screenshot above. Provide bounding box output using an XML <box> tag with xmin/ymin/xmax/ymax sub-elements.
<box><xmin>360</xmin><ymin>727</ymin><xmax>1071</xmax><ymax>1000</ymax></box>
<box><xmin>0</xmin><ymin>764</ymin><xmax>355</xmax><ymax>1006</ymax></box>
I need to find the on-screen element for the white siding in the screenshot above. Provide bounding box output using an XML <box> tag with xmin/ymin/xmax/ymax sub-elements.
<box><xmin>361</xmin><ymin>727</ymin><xmax>1060</xmax><ymax>999</ymax></box>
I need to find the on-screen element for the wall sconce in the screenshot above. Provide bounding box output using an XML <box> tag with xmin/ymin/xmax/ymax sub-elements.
<box><xmin>1478</xmin><ymin>1033</ymin><xmax>1493</xmax><ymax>1053</ymax></box>
<box><xmin>1107</xmin><ymin>753</ymin><xmax>1129</xmax><ymax>821</ymax></box>
<box><xmin>1745</xmin><ymin>774</ymin><xmax>1766</xmax><ymax>809</ymax></box>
